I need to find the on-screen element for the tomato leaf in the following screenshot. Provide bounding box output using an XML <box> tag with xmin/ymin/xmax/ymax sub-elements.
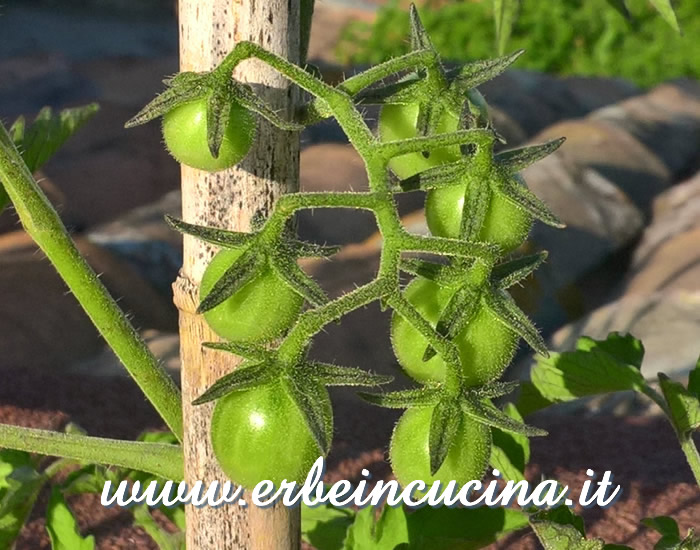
<box><xmin>495</xmin><ymin>137</ymin><xmax>566</xmax><ymax>173</ymax></box>
<box><xmin>307</xmin><ymin>362</ymin><xmax>393</xmax><ymax>387</ymax></box>
<box><xmin>301</xmin><ymin>502</ymin><xmax>354</xmax><ymax>550</ymax></box>
<box><xmin>165</xmin><ymin>215</ymin><xmax>253</xmax><ymax>248</ymax></box>
<box><xmin>125</xmin><ymin>77</ymin><xmax>204</xmax><ymax>128</ymax></box>
<box><xmin>286</xmin><ymin>377</ymin><xmax>333</xmax><ymax>455</ymax></box>
<box><xmin>515</xmin><ymin>381</ymin><xmax>556</xmax><ymax>416</ymax></box>
<box><xmin>61</xmin><ymin>464</ymin><xmax>122</xmax><ymax>495</ymax></box>
<box><xmin>642</xmin><ymin>516</ymin><xmax>680</xmax><ymax>541</ymax></box>
<box><xmin>358</xmin><ymin>387</ymin><xmax>442</xmax><ymax>409</ymax></box>
<box><xmin>409</xmin><ymin>3</ymin><xmax>435</xmax><ymax>53</ymax></box>
<box><xmin>133</xmin><ymin>505</ymin><xmax>184</xmax><ymax>550</ymax></box>
<box><xmin>648</xmin><ymin>0</ymin><xmax>681</xmax><ymax>33</ymax></box>
<box><xmin>428</xmin><ymin>399</ymin><xmax>462</xmax><ymax>475</ymax></box>
<box><xmin>46</xmin><ymin>487</ymin><xmax>95</xmax><ymax>550</ymax></box>
<box><xmin>490</xmin><ymin>403</ymin><xmax>529</xmax><ymax>483</ymax></box>
<box><xmin>530</xmin><ymin>336</ymin><xmax>648</xmax><ymax>404</ymax></box>
<box><xmin>493</xmin><ymin>251</ymin><xmax>548</xmax><ymax>289</ymax></box>
<box><xmin>0</xmin><ymin>450</ymin><xmax>46</xmax><ymax>549</ymax></box>
<box><xmin>344</xmin><ymin>505</ymin><xmax>409</xmax><ymax>550</ymax></box>
<box><xmin>494</xmin><ymin>172</ymin><xmax>565</xmax><ymax>228</ymax></box>
<box><xmin>485</xmin><ymin>288</ymin><xmax>548</xmax><ymax>357</ymax></box>
<box><xmin>231</xmin><ymin>83</ymin><xmax>303</xmax><ymax>132</ymax></box>
<box><xmin>202</xmin><ymin>340</ymin><xmax>268</xmax><ymax>361</ymax></box>
<box><xmin>493</xmin><ymin>0</ymin><xmax>520</xmax><ymax>55</ymax></box>
<box><xmin>206</xmin><ymin>88</ymin><xmax>232</xmax><ymax>158</ymax></box>
<box><xmin>530</xmin><ymin>508</ymin><xmax>605</xmax><ymax>550</ymax></box>
<box><xmin>197</xmin><ymin>249</ymin><xmax>263</xmax><ymax>313</ymax></box>
<box><xmin>462</xmin><ymin>398</ymin><xmax>547</xmax><ymax>436</ymax></box>
<box><xmin>575</xmin><ymin>332</ymin><xmax>644</xmax><ymax>369</ymax></box>
<box><xmin>192</xmin><ymin>362</ymin><xmax>275</xmax><ymax>405</ymax></box>
<box><xmin>658</xmin><ymin>374</ymin><xmax>700</xmax><ymax>435</ymax></box>
<box><xmin>271</xmin><ymin>253</ymin><xmax>329</xmax><ymax>307</ymax></box>
<box><xmin>448</xmin><ymin>50</ymin><xmax>524</xmax><ymax>91</ymax></box>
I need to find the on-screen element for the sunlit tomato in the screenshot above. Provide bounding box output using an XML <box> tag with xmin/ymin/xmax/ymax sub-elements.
<box><xmin>391</xmin><ymin>277</ymin><xmax>517</xmax><ymax>386</ymax></box>
<box><xmin>200</xmin><ymin>248</ymin><xmax>303</xmax><ymax>343</ymax></box>
<box><xmin>162</xmin><ymin>96</ymin><xmax>255</xmax><ymax>172</ymax></box>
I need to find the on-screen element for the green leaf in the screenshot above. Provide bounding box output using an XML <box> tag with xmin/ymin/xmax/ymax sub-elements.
<box><xmin>133</xmin><ymin>505</ymin><xmax>184</xmax><ymax>550</ymax></box>
<box><xmin>344</xmin><ymin>505</ymin><xmax>409</xmax><ymax>550</ymax></box>
<box><xmin>286</xmin><ymin>377</ymin><xmax>333</xmax><ymax>455</ymax></box>
<box><xmin>576</xmin><ymin>332</ymin><xmax>644</xmax><ymax>369</ymax></box>
<box><xmin>490</xmin><ymin>403</ymin><xmax>529</xmax><ymax>483</ymax></box>
<box><xmin>492</xmin><ymin>251</ymin><xmax>548</xmax><ymax>289</ymax></box>
<box><xmin>164</xmin><ymin>215</ymin><xmax>252</xmax><ymax>248</ymax></box>
<box><xmin>493</xmin><ymin>0</ymin><xmax>520</xmax><ymax>55</ymax></box>
<box><xmin>300</xmin><ymin>0</ymin><xmax>315</xmax><ymax>63</ymax></box>
<box><xmin>302</xmin><ymin>502</ymin><xmax>354</xmax><ymax>550</ymax></box>
<box><xmin>46</xmin><ymin>487</ymin><xmax>95</xmax><ymax>550</ymax></box>
<box><xmin>197</xmin><ymin>249</ymin><xmax>263</xmax><ymax>313</ymax></box>
<box><xmin>642</xmin><ymin>516</ymin><xmax>680</xmax><ymax>541</ymax></box>
<box><xmin>61</xmin><ymin>464</ymin><xmax>122</xmax><ymax>495</ymax></box>
<box><xmin>485</xmin><ymin>288</ymin><xmax>548</xmax><ymax>357</ymax></box>
<box><xmin>530</xmin><ymin>508</ymin><xmax>604</xmax><ymax>550</ymax></box>
<box><xmin>10</xmin><ymin>104</ymin><xmax>99</xmax><ymax>174</ymax></box>
<box><xmin>689</xmin><ymin>357</ymin><xmax>700</xmax><ymax>399</ymax></box>
<box><xmin>192</xmin><ymin>362</ymin><xmax>275</xmax><ymax>405</ymax></box>
<box><xmin>358</xmin><ymin>387</ymin><xmax>442</xmax><ymax>409</ymax></box>
<box><xmin>649</xmin><ymin>0</ymin><xmax>681</xmax><ymax>33</ymax></box>
<box><xmin>429</xmin><ymin>399</ymin><xmax>462</xmax><ymax>475</ymax></box>
<box><xmin>658</xmin><ymin>374</ymin><xmax>700</xmax><ymax>435</ymax></box>
<box><xmin>495</xmin><ymin>137</ymin><xmax>565</xmax><ymax>173</ymax></box>
<box><xmin>515</xmin><ymin>381</ymin><xmax>555</xmax><ymax>416</ymax></box>
<box><xmin>530</xmin><ymin>336</ymin><xmax>647</xmax><ymax>404</ymax></box>
<box><xmin>307</xmin><ymin>362</ymin><xmax>393</xmax><ymax>387</ymax></box>
<box><xmin>462</xmin><ymin>398</ymin><xmax>547</xmax><ymax>437</ymax></box>
<box><xmin>0</xmin><ymin>450</ymin><xmax>46</xmax><ymax>549</ymax></box>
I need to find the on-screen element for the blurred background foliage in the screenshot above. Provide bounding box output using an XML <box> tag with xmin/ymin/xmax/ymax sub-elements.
<box><xmin>335</xmin><ymin>0</ymin><xmax>698</xmax><ymax>87</ymax></box>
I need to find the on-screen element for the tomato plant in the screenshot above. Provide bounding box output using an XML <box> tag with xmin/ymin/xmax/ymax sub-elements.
<box><xmin>162</xmin><ymin>96</ymin><xmax>255</xmax><ymax>172</ymax></box>
<box><xmin>200</xmin><ymin>248</ymin><xmax>303</xmax><ymax>343</ymax></box>
<box><xmin>390</xmin><ymin>405</ymin><xmax>491</xmax><ymax>487</ymax></box>
<box><xmin>211</xmin><ymin>380</ymin><xmax>331</xmax><ymax>489</ymax></box>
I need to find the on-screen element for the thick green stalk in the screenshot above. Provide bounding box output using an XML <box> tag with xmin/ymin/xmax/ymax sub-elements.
<box><xmin>0</xmin><ymin>424</ymin><xmax>183</xmax><ymax>480</ymax></box>
<box><xmin>0</xmin><ymin>122</ymin><xmax>183</xmax><ymax>442</ymax></box>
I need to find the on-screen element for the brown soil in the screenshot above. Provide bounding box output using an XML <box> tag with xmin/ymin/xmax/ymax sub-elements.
<box><xmin>1</xmin><ymin>368</ymin><xmax>698</xmax><ymax>549</ymax></box>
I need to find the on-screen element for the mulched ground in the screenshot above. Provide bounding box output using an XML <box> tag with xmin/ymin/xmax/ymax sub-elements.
<box><xmin>1</xmin><ymin>368</ymin><xmax>698</xmax><ymax>549</ymax></box>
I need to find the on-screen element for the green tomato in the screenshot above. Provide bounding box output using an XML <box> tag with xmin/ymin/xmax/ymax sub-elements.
<box><xmin>378</xmin><ymin>102</ymin><xmax>462</xmax><ymax>179</ymax></box>
<box><xmin>425</xmin><ymin>183</ymin><xmax>533</xmax><ymax>252</ymax></box>
<box><xmin>162</xmin><ymin>96</ymin><xmax>255</xmax><ymax>172</ymax></box>
<box><xmin>200</xmin><ymin>248</ymin><xmax>303</xmax><ymax>343</ymax></box>
<box><xmin>390</xmin><ymin>406</ymin><xmax>491</xmax><ymax>488</ymax></box>
<box><xmin>391</xmin><ymin>277</ymin><xmax>517</xmax><ymax>386</ymax></box>
<box><xmin>211</xmin><ymin>381</ymin><xmax>329</xmax><ymax>489</ymax></box>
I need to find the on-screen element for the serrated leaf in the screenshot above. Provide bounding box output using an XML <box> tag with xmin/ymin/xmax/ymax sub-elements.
<box><xmin>286</xmin><ymin>377</ymin><xmax>333</xmax><ymax>455</ymax></box>
<box><xmin>12</xmin><ymin>104</ymin><xmax>99</xmax><ymax>174</ymax></box>
<box><xmin>429</xmin><ymin>399</ymin><xmax>462</xmax><ymax>475</ymax></box>
<box><xmin>658</xmin><ymin>374</ymin><xmax>700</xmax><ymax>434</ymax></box>
<box><xmin>649</xmin><ymin>0</ymin><xmax>681</xmax><ymax>33</ymax></box>
<box><xmin>0</xmin><ymin>450</ymin><xmax>46</xmax><ymax>549</ymax></box>
<box><xmin>271</xmin><ymin>255</ymin><xmax>329</xmax><ymax>307</ymax></box>
<box><xmin>496</xmin><ymin>138</ymin><xmax>565</xmax><ymax>173</ymax></box>
<box><xmin>133</xmin><ymin>505</ymin><xmax>184</xmax><ymax>550</ymax></box>
<box><xmin>358</xmin><ymin>387</ymin><xmax>442</xmax><ymax>409</ymax></box>
<box><xmin>125</xmin><ymin>80</ymin><xmax>204</xmax><ymax>128</ymax></box>
<box><xmin>192</xmin><ymin>362</ymin><xmax>274</xmax><ymax>405</ymax></box>
<box><xmin>46</xmin><ymin>487</ymin><xmax>95</xmax><ymax>550</ymax></box>
<box><xmin>409</xmin><ymin>3</ymin><xmax>435</xmax><ymax>52</ymax></box>
<box><xmin>164</xmin><ymin>215</ymin><xmax>253</xmax><ymax>248</ymax></box>
<box><xmin>202</xmin><ymin>340</ymin><xmax>268</xmax><ymax>361</ymax></box>
<box><xmin>493</xmin><ymin>251</ymin><xmax>548</xmax><ymax>289</ymax></box>
<box><xmin>450</xmin><ymin>50</ymin><xmax>524</xmax><ymax>91</ymax></box>
<box><xmin>206</xmin><ymin>88</ymin><xmax>232</xmax><ymax>158</ymax></box>
<box><xmin>490</xmin><ymin>403</ymin><xmax>529</xmax><ymax>483</ymax></box>
<box><xmin>495</xmin><ymin>172</ymin><xmax>564</xmax><ymax>228</ymax></box>
<box><xmin>531</xmin><ymin>338</ymin><xmax>647</xmax><ymax>404</ymax></box>
<box><xmin>307</xmin><ymin>362</ymin><xmax>393</xmax><ymax>387</ymax></box>
<box><xmin>485</xmin><ymin>288</ymin><xmax>548</xmax><ymax>356</ymax></box>
<box><xmin>197</xmin><ymin>249</ymin><xmax>263</xmax><ymax>313</ymax></box>
<box><xmin>493</xmin><ymin>0</ymin><xmax>520</xmax><ymax>55</ymax></box>
<box><xmin>463</xmin><ymin>398</ymin><xmax>547</xmax><ymax>436</ymax></box>
<box><xmin>301</xmin><ymin>502</ymin><xmax>354</xmax><ymax>550</ymax></box>
<box><xmin>231</xmin><ymin>84</ymin><xmax>302</xmax><ymax>131</ymax></box>
<box><xmin>576</xmin><ymin>332</ymin><xmax>645</xmax><ymax>369</ymax></box>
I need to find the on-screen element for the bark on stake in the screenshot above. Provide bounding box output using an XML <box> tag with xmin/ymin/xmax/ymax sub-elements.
<box><xmin>175</xmin><ymin>1</ymin><xmax>301</xmax><ymax>548</ymax></box>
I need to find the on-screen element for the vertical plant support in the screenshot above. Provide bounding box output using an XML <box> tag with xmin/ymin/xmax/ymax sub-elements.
<box><xmin>175</xmin><ymin>1</ymin><xmax>301</xmax><ymax>548</ymax></box>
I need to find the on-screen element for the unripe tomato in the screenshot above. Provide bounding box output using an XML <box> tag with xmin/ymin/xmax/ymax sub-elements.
<box><xmin>211</xmin><ymin>381</ymin><xmax>328</xmax><ymax>489</ymax></box>
<box><xmin>162</xmin><ymin>96</ymin><xmax>255</xmax><ymax>172</ymax></box>
<box><xmin>390</xmin><ymin>406</ymin><xmax>491</xmax><ymax>487</ymax></box>
<box><xmin>200</xmin><ymin>248</ymin><xmax>303</xmax><ymax>343</ymax></box>
<box><xmin>425</xmin><ymin>183</ymin><xmax>532</xmax><ymax>252</ymax></box>
<box><xmin>391</xmin><ymin>277</ymin><xmax>517</xmax><ymax>386</ymax></box>
<box><xmin>378</xmin><ymin>102</ymin><xmax>462</xmax><ymax>179</ymax></box>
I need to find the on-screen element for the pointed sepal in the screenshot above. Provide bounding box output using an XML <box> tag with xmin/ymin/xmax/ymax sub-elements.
<box><xmin>206</xmin><ymin>87</ymin><xmax>232</xmax><ymax>158</ymax></box>
<box><xmin>493</xmin><ymin>172</ymin><xmax>565</xmax><ymax>228</ymax></box>
<box><xmin>197</xmin><ymin>249</ymin><xmax>263</xmax><ymax>313</ymax></box>
<box><xmin>165</xmin><ymin>215</ymin><xmax>253</xmax><ymax>248</ymax></box>
<box><xmin>125</xmin><ymin>74</ymin><xmax>206</xmax><ymax>128</ymax></box>
<box><xmin>462</xmin><ymin>398</ymin><xmax>547</xmax><ymax>437</ymax></box>
<box><xmin>358</xmin><ymin>387</ymin><xmax>442</xmax><ymax>409</ymax></box>
<box><xmin>307</xmin><ymin>362</ymin><xmax>393</xmax><ymax>387</ymax></box>
<box><xmin>202</xmin><ymin>341</ymin><xmax>268</xmax><ymax>362</ymax></box>
<box><xmin>448</xmin><ymin>50</ymin><xmax>524</xmax><ymax>92</ymax></box>
<box><xmin>429</xmin><ymin>398</ymin><xmax>462</xmax><ymax>475</ymax></box>
<box><xmin>409</xmin><ymin>3</ymin><xmax>436</xmax><ymax>52</ymax></box>
<box><xmin>495</xmin><ymin>138</ymin><xmax>566</xmax><ymax>173</ymax></box>
<box><xmin>192</xmin><ymin>362</ymin><xmax>275</xmax><ymax>405</ymax></box>
<box><xmin>232</xmin><ymin>83</ymin><xmax>304</xmax><ymax>132</ymax></box>
<box><xmin>492</xmin><ymin>251</ymin><xmax>548</xmax><ymax>289</ymax></box>
<box><xmin>485</xmin><ymin>288</ymin><xmax>548</xmax><ymax>357</ymax></box>
<box><xmin>285</xmin><ymin>376</ymin><xmax>333</xmax><ymax>455</ymax></box>
<box><xmin>271</xmin><ymin>253</ymin><xmax>329</xmax><ymax>307</ymax></box>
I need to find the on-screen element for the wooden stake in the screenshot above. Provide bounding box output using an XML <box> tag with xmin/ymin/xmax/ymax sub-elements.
<box><xmin>175</xmin><ymin>1</ymin><xmax>300</xmax><ymax>548</ymax></box>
